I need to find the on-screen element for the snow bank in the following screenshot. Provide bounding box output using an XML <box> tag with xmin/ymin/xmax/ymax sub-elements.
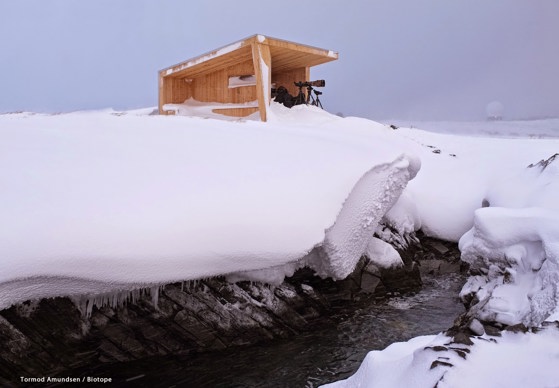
<box><xmin>0</xmin><ymin>104</ymin><xmax>417</xmax><ymax>309</ymax></box>
<box><xmin>324</xmin><ymin>120</ymin><xmax>559</xmax><ymax>387</ymax></box>
<box><xmin>365</xmin><ymin>237</ymin><xmax>403</xmax><ymax>269</ymax></box>
<box><xmin>395</xmin><ymin>126</ymin><xmax>559</xmax><ymax>241</ymax></box>
<box><xmin>322</xmin><ymin>327</ymin><xmax>559</xmax><ymax>388</ymax></box>
<box><xmin>321</xmin><ymin>335</ymin><xmax>444</xmax><ymax>388</ymax></box>
<box><xmin>460</xmin><ymin>207</ymin><xmax>559</xmax><ymax>326</ymax></box>
<box><xmin>458</xmin><ymin>153</ymin><xmax>559</xmax><ymax>326</ymax></box>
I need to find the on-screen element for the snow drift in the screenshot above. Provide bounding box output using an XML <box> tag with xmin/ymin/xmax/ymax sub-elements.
<box><xmin>323</xmin><ymin>327</ymin><xmax>559</xmax><ymax>388</ymax></box>
<box><xmin>459</xmin><ymin>153</ymin><xmax>559</xmax><ymax>326</ymax></box>
<box><xmin>0</xmin><ymin>104</ymin><xmax>418</xmax><ymax>309</ymax></box>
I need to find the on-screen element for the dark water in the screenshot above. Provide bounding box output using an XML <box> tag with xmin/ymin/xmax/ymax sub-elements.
<box><xmin>77</xmin><ymin>273</ymin><xmax>466</xmax><ymax>388</ymax></box>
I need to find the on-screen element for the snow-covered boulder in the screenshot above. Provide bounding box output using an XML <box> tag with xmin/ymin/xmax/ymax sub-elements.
<box><xmin>459</xmin><ymin>154</ymin><xmax>559</xmax><ymax>326</ymax></box>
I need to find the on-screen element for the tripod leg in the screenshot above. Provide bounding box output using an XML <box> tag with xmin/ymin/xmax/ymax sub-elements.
<box><xmin>306</xmin><ymin>86</ymin><xmax>313</xmax><ymax>105</ymax></box>
<box><xmin>310</xmin><ymin>96</ymin><xmax>317</xmax><ymax>106</ymax></box>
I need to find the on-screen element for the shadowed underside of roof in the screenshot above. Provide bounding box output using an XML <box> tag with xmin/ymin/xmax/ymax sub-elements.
<box><xmin>160</xmin><ymin>34</ymin><xmax>338</xmax><ymax>79</ymax></box>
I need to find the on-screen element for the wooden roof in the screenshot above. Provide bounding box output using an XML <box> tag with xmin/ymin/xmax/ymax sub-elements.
<box><xmin>160</xmin><ymin>34</ymin><xmax>338</xmax><ymax>79</ymax></box>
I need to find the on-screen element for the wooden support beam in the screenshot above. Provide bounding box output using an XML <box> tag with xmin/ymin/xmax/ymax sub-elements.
<box><xmin>251</xmin><ymin>42</ymin><xmax>272</xmax><ymax>122</ymax></box>
<box><xmin>158</xmin><ymin>72</ymin><xmax>166</xmax><ymax>114</ymax></box>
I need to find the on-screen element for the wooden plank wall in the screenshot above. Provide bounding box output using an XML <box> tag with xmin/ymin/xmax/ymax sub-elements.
<box><xmin>159</xmin><ymin>76</ymin><xmax>192</xmax><ymax>114</ymax></box>
<box><xmin>192</xmin><ymin>59</ymin><xmax>257</xmax><ymax>103</ymax></box>
<box><xmin>212</xmin><ymin>107</ymin><xmax>260</xmax><ymax>117</ymax></box>
<box><xmin>159</xmin><ymin>42</ymin><xmax>317</xmax><ymax>119</ymax></box>
<box><xmin>272</xmin><ymin>67</ymin><xmax>309</xmax><ymax>97</ymax></box>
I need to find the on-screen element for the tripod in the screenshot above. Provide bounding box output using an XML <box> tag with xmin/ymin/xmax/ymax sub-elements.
<box><xmin>293</xmin><ymin>84</ymin><xmax>324</xmax><ymax>109</ymax></box>
<box><xmin>293</xmin><ymin>84</ymin><xmax>307</xmax><ymax>106</ymax></box>
<box><xmin>310</xmin><ymin>89</ymin><xmax>323</xmax><ymax>109</ymax></box>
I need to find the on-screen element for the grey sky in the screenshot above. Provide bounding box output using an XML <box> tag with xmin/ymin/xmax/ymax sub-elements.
<box><xmin>1</xmin><ymin>0</ymin><xmax>558</xmax><ymax>120</ymax></box>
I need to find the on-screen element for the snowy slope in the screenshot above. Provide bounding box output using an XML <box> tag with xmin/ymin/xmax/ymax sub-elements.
<box><xmin>1</xmin><ymin>107</ymin><xmax>558</xmax><ymax>317</ymax></box>
<box><xmin>395</xmin><ymin>127</ymin><xmax>558</xmax><ymax>241</ymax></box>
<box><xmin>0</xmin><ymin>104</ymin><xmax>417</xmax><ymax>309</ymax></box>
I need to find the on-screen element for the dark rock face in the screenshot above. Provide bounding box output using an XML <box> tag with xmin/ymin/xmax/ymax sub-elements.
<box><xmin>0</xmin><ymin>234</ymin><xmax>460</xmax><ymax>384</ymax></box>
<box><xmin>405</xmin><ymin>232</ymin><xmax>464</xmax><ymax>276</ymax></box>
<box><xmin>0</xmin><ymin>279</ymin><xmax>327</xmax><ymax>384</ymax></box>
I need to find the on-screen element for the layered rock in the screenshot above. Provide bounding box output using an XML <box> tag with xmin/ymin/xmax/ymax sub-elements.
<box><xmin>0</xmin><ymin>224</ymin><xmax>473</xmax><ymax>387</ymax></box>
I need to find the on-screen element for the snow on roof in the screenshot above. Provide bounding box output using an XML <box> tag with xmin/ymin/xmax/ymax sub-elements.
<box><xmin>160</xmin><ymin>34</ymin><xmax>338</xmax><ymax>78</ymax></box>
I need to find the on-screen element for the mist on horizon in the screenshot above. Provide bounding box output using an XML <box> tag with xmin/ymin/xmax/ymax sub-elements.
<box><xmin>1</xmin><ymin>1</ymin><xmax>557</xmax><ymax>121</ymax></box>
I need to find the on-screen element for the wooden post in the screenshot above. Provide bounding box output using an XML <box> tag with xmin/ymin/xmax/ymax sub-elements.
<box><xmin>158</xmin><ymin>73</ymin><xmax>166</xmax><ymax>114</ymax></box>
<box><xmin>251</xmin><ymin>42</ymin><xmax>272</xmax><ymax>122</ymax></box>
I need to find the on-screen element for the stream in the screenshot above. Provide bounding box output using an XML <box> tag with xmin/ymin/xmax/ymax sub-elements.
<box><xmin>75</xmin><ymin>272</ymin><xmax>466</xmax><ymax>387</ymax></box>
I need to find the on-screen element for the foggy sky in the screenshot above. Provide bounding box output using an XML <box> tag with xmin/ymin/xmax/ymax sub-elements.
<box><xmin>1</xmin><ymin>0</ymin><xmax>558</xmax><ymax>120</ymax></box>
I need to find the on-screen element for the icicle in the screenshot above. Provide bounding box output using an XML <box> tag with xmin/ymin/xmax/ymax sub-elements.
<box><xmin>71</xmin><ymin>284</ymin><xmax>169</xmax><ymax>318</ymax></box>
<box><xmin>150</xmin><ymin>286</ymin><xmax>159</xmax><ymax>309</ymax></box>
<box><xmin>86</xmin><ymin>298</ymin><xmax>93</xmax><ymax>318</ymax></box>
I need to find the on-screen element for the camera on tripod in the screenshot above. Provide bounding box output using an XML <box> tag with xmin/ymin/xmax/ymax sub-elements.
<box><xmin>273</xmin><ymin>79</ymin><xmax>327</xmax><ymax>109</ymax></box>
<box><xmin>292</xmin><ymin>80</ymin><xmax>326</xmax><ymax>108</ymax></box>
<box><xmin>294</xmin><ymin>80</ymin><xmax>326</xmax><ymax>88</ymax></box>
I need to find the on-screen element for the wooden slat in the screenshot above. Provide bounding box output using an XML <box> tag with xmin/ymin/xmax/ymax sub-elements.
<box><xmin>212</xmin><ymin>107</ymin><xmax>259</xmax><ymax>117</ymax></box>
<box><xmin>162</xmin><ymin>45</ymin><xmax>253</xmax><ymax>80</ymax></box>
<box><xmin>272</xmin><ymin>68</ymin><xmax>307</xmax><ymax>96</ymax></box>
<box><xmin>191</xmin><ymin>59</ymin><xmax>257</xmax><ymax>103</ymax></box>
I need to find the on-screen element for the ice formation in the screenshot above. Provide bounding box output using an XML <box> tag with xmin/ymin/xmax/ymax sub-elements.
<box><xmin>374</xmin><ymin>191</ymin><xmax>422</xmax><ymax>250</ymax></box>
<box><xmin>71</xmin><ymin>287</ymin><xmax>161</xmax><ymax>318</ymax></box>
<box><xmin>226</xmin><ymin>154</ymin><xmax>418</xmax><ymax>284</ymax></box>
<box><xmin>319</xmin><ymin>154</ymin><xmax>418</xmax><ymax>279</ymax></box>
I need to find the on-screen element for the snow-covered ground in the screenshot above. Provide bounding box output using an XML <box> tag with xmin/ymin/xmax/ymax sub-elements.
<box><xmin>2</xmin><ymin>104</ymin><xmax>559</xmax><ymax>386</ymax></box>
<box><xmin>322</xmin><ymin>116</ymin><xmax>559</xmax><ymax>387</ymax></box>
<box><xmin>1</xmin><ymin>104</ymin><xmax>419</xmax><ymax>308</ymax></box>
<box><xmin>388</xmin><ymin>118</ymin><xmax>559</xmax><ymax>139</ymax></box>
<box><xmin>322</xmin><ymin>325</ymin><xmax>559</xmax><ymax>388</ymax></box>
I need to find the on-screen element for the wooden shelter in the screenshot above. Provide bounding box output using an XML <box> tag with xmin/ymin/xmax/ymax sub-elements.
<box><xmin>158</xmin><ymin>34</ymin><xmax>338</xmax><ymax>121</ymax></box>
